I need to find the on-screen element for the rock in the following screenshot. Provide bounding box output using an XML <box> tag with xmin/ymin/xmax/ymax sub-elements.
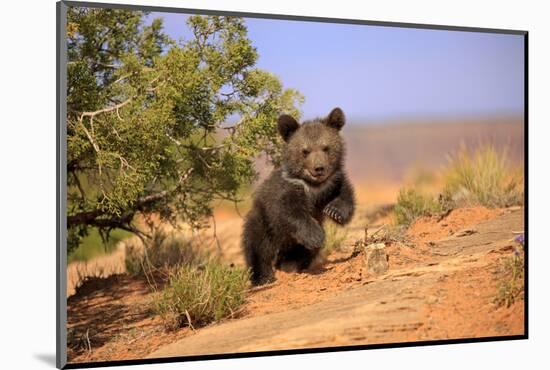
<box><xmin>454</xmin><ymin>228</ymin><xmax>477</xmax><ymax>237</ymax></box>
<box><xmin>364</xmin><ymin>243</ymin><xmax>389</xmax><ymax>275</ymax></box>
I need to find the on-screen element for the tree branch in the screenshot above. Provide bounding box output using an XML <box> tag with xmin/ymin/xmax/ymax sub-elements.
<box><xmin>67</xmin><ymin>168</ymin><xmax>194</xmax><ymax>228</ymax></box>
<box><xmin>79</xmin><ymin>97</ymin><xmax>133</xmax><ymax>119</ymax></box>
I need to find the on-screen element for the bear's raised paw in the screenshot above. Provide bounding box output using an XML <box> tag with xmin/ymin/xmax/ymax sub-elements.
<box><xmin>324</xmin><ymin>205</ymin><xmax>344</xmax><ymax>224</ymax></box>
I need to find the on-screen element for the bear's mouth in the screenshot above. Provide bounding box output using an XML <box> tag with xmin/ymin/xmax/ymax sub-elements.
<box><xmin>305</xmin><ymin>169</ymin><xmax>328</xmax><ymax>183</ymax></box>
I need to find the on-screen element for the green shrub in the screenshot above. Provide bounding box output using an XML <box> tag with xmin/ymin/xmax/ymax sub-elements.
<box><xmin>442</xmin><ymin>145</ymin><xmax>523</xmax><ymax>208</ymax></box>
<box><xmin>124</xmin><ymin>230</ymin><xmax>205</xmax><ymax>275</ymax></box>
<box><xmin>154</xmin><ymin>261</ymin><xmax>249</xmax><ymax>329</ymax></box>
<box><xmin>394</xmin><ymin>188</ymin><xmax>442</xmax><ymax>226</ymax></box>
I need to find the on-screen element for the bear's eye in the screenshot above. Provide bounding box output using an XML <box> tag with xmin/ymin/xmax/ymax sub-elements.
<box><xmin>322</xmin><ymin>146</ymin><xmax>329</xmax><ymax>153</ymax></box>
<box><xmin>302</xmin><ymin>148</ymin><xmax>310</xmax><ymax>157</ymax></box>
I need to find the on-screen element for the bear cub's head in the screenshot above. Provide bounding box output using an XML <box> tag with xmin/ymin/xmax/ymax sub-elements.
<box><xmin>278</xmin><ymin>107</ymin><xmax>346</xmax><ymax>185</ymax></box>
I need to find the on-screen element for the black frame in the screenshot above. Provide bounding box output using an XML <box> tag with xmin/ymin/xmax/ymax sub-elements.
<box><xmin>56</xmin><ymin>1</ymin><xmax>529</xmax><ymax>368</ymax></box>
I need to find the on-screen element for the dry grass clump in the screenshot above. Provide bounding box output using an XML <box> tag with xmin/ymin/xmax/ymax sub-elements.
<box><xmin>494</xmin><ymin>252</ymin><xmax>524</xmax><ymax>308</ymax></box>
<box><xmin>322</xmin><ymin>221</ymin><xmax>348</xmax><ymax>257</ymax></box>
<box><xmin>442</xmin><ymin>145</ymin><xmax>524</xmax><ymax>208</ymax></box>
<box><xmin>124</xmin><ymin>229</ymin><xmax>204</xmax><ymax>275</ymax></box>
<box><xmin>394</xmin><ymin>145</ymin><xmax>524</xmax><ymax>226</ymax></box>
<box><xmin>394</xmin><ymin>188</ymin><xmax>443</xmax><ymax>226</ymax></box>
<box><xmin>154</xmin><ymin>261</ymin><xmax>249</xmax><ymax>330</ymax></box>
<box><xmin>124</xmin><ymin>228</ymin><xmax>249</xmax><ymax>330</ymax></box>
<box><xmin>494</xmin><ymin>235</ymin><xmax>525</xmax><ymax>308</ymax></box>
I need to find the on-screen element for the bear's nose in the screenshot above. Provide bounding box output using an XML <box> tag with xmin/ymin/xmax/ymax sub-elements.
<box><xmin>314</xmin><ymin>166</ymin><xmax>325</xmax><ymax>175</ymax></box>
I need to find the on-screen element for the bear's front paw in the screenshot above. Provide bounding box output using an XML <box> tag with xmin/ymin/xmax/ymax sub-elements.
<box><xmin>324</xmin><ymin>205</ymin><xmax>344</xmax><ymax>224</ymax></box>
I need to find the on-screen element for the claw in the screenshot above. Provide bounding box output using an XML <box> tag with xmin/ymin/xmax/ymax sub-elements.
<box><xmin>324</xmin><ymin>206</ymin><xmax>342</xmax><ymax>224</ymax></box>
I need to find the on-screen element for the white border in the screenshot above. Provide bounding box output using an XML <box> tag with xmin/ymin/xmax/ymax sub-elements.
<box><xmin>2</xmin><ymin>0</ymin><xmax>549</xmax><ymax>369</ymax></box>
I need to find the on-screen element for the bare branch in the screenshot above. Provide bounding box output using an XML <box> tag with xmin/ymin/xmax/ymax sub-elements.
<box><xmin>78</xmin><ymin>119</ymin><xmax>100</xmax><ymax>153</ymax></box>
<box><xmin>112</xmin><ymin>73</ymin><xmax>132</xmax><ymax>85</ymax></box>
<box><xmin>79</xmin><ymin>98</ymin><xmax>133</xmax><ymax>119</ymax></box>
<box><xmin>165</xmin><ymin>132</ymin><xmax>225</xmax><ymax>152</ymax></box>
<box><xmin>115</xmin><ymin>106</ymin><xmax>124</xmax><ymax>122</ymax></box>
<box><xmin>210</xmin><ymin>214</ymin><xmax>223</xmax><ymax>256</ymax></box>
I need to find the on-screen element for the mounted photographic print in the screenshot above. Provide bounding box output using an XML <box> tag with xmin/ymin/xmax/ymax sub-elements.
<box><xmin>56</xmin><ymin>1</ymin><xmax>528</xmax><ymax>368</ymax></box>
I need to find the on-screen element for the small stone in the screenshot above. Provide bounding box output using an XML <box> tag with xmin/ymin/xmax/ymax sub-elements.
<box><xmin>427</xmin><ymin>295</ymin><xmax>439</xmax><ymax>304</ymax></box>
<box><xmin>454</xmin><ymin>228</ymin><xmax>477</xmax><ymax>237</ymax></box>
<box><xmin>364</xmin><ymin>243</ymin><xmax>389</xmax><ymax>275</ymax></box>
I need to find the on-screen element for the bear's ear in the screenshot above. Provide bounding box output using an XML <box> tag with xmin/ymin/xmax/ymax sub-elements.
<box><xmin>277</xmin><ymin>114</ymin><xmax>300</xmax><ymax>142</ymax></box>
<box><xmin>325</xmin><ymin>107</ymin><xmax>346</xmax><ymax>130</ymax></box>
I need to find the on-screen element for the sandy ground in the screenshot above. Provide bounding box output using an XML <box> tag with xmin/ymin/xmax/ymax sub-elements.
<box><xmin>66</xmin><ymin>202</ymin><xmax>524</xmax><ymax>363</ymax></box>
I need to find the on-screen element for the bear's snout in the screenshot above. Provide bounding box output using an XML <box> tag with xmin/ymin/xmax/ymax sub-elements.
<box><xmin>304</xmin><ymin>150</ymin><xmax>331</xmax><ymax>182</ymax></box>
<box><xmin>314</xmin><ymin>166</ymin><xmax>325</xmax><ymax>176</ymax></box>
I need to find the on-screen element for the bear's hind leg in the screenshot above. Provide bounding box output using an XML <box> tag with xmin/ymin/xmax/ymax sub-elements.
<box><xmin>248</xmin><ymin>238</ymin><xmax>277</xmax><ymax>286</ymax></box>
<box><xmin>243</xmin><ymin>210</ymin><xmax>277</xmax><ymax>286</ymax></box>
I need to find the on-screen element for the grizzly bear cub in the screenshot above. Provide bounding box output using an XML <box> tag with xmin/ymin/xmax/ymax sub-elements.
<box><xmin>242</xmin><ymin>107</ymin><xmax>355</xmax><ymax>285</ymax></box>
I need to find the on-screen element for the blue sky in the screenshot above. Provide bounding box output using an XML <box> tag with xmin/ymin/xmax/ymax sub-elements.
<box><xmin>150</xmin><ymin>12</ymin><xmax>524</xmax><ymax>123</ymax></box>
